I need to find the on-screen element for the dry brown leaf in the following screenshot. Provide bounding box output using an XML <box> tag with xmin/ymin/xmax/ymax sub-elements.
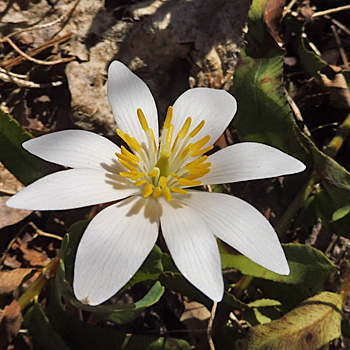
<box><xmin>319</xmin><ymin>65</ymin><xmax>350</xmax><ymax>109</ymax></box>
<box><xmin>0</xmin><ymin>163</ymin><xmax>32</xmax><ymax>229</ymax></box>
<box><xmin>0</xmin><ymin>300</ymin><xmax>23</xmax><ymax>349</ymax></box>
<box><xmin>18</xmin><ymin>239</ymin><xmax>50</xmax><ymax>267</ymax></box>
<box><xmin>264</xmin><ymin>0</ymin><xmax>285</xmax><ymax>46</ymax></box>
<box><xmin>0</xmin><ymin>269</ymin><xmax>33</xmax><ymax>295</ymax></box>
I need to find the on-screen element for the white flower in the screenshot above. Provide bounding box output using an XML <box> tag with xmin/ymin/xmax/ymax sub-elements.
<box><xmin>7</xmin><ymin>61</ymin><xmax>306</xmax><ymax>306</ymax></box>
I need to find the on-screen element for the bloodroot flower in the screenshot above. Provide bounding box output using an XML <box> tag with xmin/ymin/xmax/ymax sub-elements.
<box><xmin>7</xmin><ymin>61</ymin><xmax>306</xmax><ymax>305</ymax></box>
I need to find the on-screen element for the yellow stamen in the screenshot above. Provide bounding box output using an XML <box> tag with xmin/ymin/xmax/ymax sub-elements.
<box><xmin>159</xmin><ymin>176</ymin><xmax>167</xmax><ymax>188</ymax></box>
<box><xmin>125</xmin><ymin>134</ymin><xmax>141</xmax><ymax>152</ymax></box>
<box><xmin>189</xmin><ymin>120</ymin><xmax>205</xmax><ymax>138</ymax></box>
<box><xmin>166</xmin><ymin>124</ymin><xmax>174</xmax><ymax>144</ymax></box>
<box><xmin>137</xmin><ymin>108</ymin><xmax>149</xmax><ymax>131</ymax></box>
<box><xmin>119</xmin><ymin>160</ymin><xmax>137</xmax><ymax>172</ymax></box>
<box><xmin>143</xmin><ymin>184</ymin><xmax>153</xmax><ymax>198</ymax></box>
<box><xmin>116</xmin><ymin>129</ymin><xmax>127</xmax><ymax>143</ymax></box>
<box><xmin>153</xmin><ymin>187</ymin><xmax>162</xmax><ymax>198</ymax></box>
<box><xmin>185</xmin><ymin>168</ymin><xmax>210</xmax><ymax>180</ymax></box>
<box><xmin>190</xmin><ymin>135</ymin><xmax>211</xmax><ymax>154</ymax></box>
<box><xmin>163</xmin><ymin>187</ymin><xmax>172</xmax><ymax>201</ymax></box>
<box><xmin>164</xmin><ymin>106</ymin><xmax>173</xmax><ymax>130</ymax></box>
<box><xmin>170</xmin><ymin>172</ymin><xmax>180</xmax><ymax>180</ymax></box>
<box><xmin>148</xmin><ymin>168</ymin><xmax>160</xmax><ymax>177</ymax></box>
<box><xmin>171</xmin><ymin>186</ymin><xmax>188</xmax><ymax>194</ymax></box>
<box><xmin>131</xmin><ymin>172</ymin><xmax>146</xmax><ymax>181</ymax></box>
<box><xmin>134</xmin><ymin>179</ymin><xmax>147</xmax><ymax>186</ymax></box>
<box><xmin>177</xmin><ymin>117</ymin><xmax>191</xmax><ymax>140</ymax></box>
<box><xmin>121</xmin><ymin>146</ymin><xmax>140</xmax><ymax>162</ymax></box>
<box><xmin>120</xmin><ymin>171</ymin><xmax>138</xmax><ymax>178</ymax></box>
<box><xmin>149</xmin><ymin>128</ymin><xmax>157</xmax><ymax>151</ymax></box>
<box><xmin>191</xmin><ymin>145</ymin><xmax>214</xmax><ymax>157</ymax></box>
<box><xmin>115</xmin><ymin>152</ymin><xmax>139</xmax><ymax>166</ymax></box>
<box><xmin>178</xmin><ymin>178</ymin><xmax>201</xmax><ymax>187</ymax></box>
<box><xmin>185</xmin><ymin>156</ymin><xmax>208</xmax><ymax>169</ymax></box>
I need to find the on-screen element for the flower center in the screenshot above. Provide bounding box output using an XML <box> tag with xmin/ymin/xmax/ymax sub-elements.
<box><xmin>115</xmin><ymin>106</ymin><xmax>213</xmax><ymax>201</ymax></box>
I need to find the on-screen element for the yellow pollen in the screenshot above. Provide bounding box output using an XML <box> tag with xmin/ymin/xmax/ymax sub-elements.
<box><xmin>163</xmin><ymin>187</ymin><xmax>172</xmax><ymax>201</ymax></box>
<box><xmin>131</xmin><ymin>172</ymin><xmax>146</xmax><ymax>181</ymax></box>
<box><xmin>189</xmin><ymin>120</ymin><xmax>205</xmax><ymax>138</ymax></box>
<box><xmin>153</xmin><ymin>187</ymin><xmax>162</xmax><ymax>198</ymax></box>
<box><xmin>171</xmin><ymin>186</ymin><xmax>188</xmax><ymax>194</ymax></box>
<box><xmin>159</xmin><ymin>176</ymin><xmax>167</xmax><ymax>188</ymax></box>
<box><xmin>115</xmin><ymin>152</ymin><xmax>138</xmax><ymax>166</ymax></box>
<box><xmin>148</xmin><ymin>168</ymin><xmax>160</xmax><ymax>177</ymax></box>
<box><xmin>121</xmin><ymin>146</ymin><xmax>139</xmax><ymax>162</ymax></box>
<box><xmin>143</xmin><ymin>184</ymin><xmax>153</xmax><ymax>198</ymax></box>
<box><xmin>119</xmin><ymin>160</ymin><xmax>137</xmax><ymax>172</ymax></box>
<box><xmin>116</xmin><ymin>129</ymin><xmax>127</xmax><ymax>143</ymax></box>
<box><xmin>137</xmin><ymin>108</ymin><xmax>149</xmax><ymax>131</ymax></box>
<box><xmin>134</xmin><ymin>179</ymin><xmax>147</xmax><ymax>186</ymax></box>
<box><xmin>178</xmin><ymin>178</ymin><xmax>202</xmax><ymax>187</ymax></box>
<box><xmin>164</xmin><ymin>106</ymin><xmax>173</xmax><ymax>130</ymax></box>
<box><xmin>191</xmin><ymin>145</ymin><xmax>214</xmax><ymax>157</ymax></box>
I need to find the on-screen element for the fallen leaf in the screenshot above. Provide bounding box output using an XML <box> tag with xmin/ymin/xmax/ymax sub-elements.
<box><xmin>0</xmin><ymin>300</ymin><xmax>23</xmax><ymax>349</ymax></box>
<box><xmin>0</xmin><ymin>269</ymin><xmax>33</xmax><ymax>295</ymax></box>
<box><xmin>264</xmin><ymin>0</ymin><xmax>285</xmax><ymax>46</ymax></box>
<box><xmin>0</xmin><ymin>163</ymin><xmax>32</xmax><ymax>229</ymax></box>
<box><xmin>236</xmin><ymin>291</ymin><xmax>342</xmax><ymax>350</ymax></box>
<box><xmin>18</xmin><ymin>239</ymin><xmax>50</xmax><ymax>267</ymax></box>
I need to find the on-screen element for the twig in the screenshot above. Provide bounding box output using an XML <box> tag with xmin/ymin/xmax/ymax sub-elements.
<box><xmin>0</xmin><ymin>68</ymin><xmax>62</xmax><ymax>88</ymax></box>
<box><xmin>207</xmin><ymin>301</ymin><xmax>217</xmax><ymax>350</ymax></box>
<box><xmin>29</xmin><ymin>222</ymin><xmax>63</xmax><ymax>241</ymax></box>
<box><xmin>2</xmin><ymin>0</ymin><xmax>80</xmax><ymax>40</ymax></box>
<box><xmin>313</xmin><ymin>5</ymin><xmax>350</xmax><ymax>18</ymax></box>
<box><xmin>331</xmin><ymin>25</ymin><xmax>349</xmax><ymax>69</ymax></box>
<box><xmin>3</xmin><ymin>37</ymin><xmax>75</xmax><ymax>66</ymax></box>
<box><xmin>326</xmin><ymin>16</ymin><xmax>350</xmax><ymax>36</ymax></box>
<box><xmin>282</xmin><ymin>0</ymin><xmax>298</xmax><ymax>17</ymax></box>
<box><xmin>2</xmin><ymin>32</ymin><xmax>73</xmax><ymax>69</ymax></box>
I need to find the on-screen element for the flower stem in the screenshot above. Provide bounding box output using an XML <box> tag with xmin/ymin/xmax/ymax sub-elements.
<box><xmin>17</xmin><ymin>256</ymin><xmax>60</xmax><ymax>311</ymax></box>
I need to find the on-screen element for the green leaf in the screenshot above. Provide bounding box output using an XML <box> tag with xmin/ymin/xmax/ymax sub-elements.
<box><xmin>56</xmin><ymin>220</ymin><xmax>164</xmax><ymax>324</ymax></box>
<box><xmin>0</xmin><ymin>109</ymin><xmax>47</xmax><ymax>185</ymax></box>
<box><xmin>220</xmin><ymin>243</ymin><xmax>335</xmax><ymax>292</ymax></box>
<box><xmin>48</xmin><ymin>285</ymin><xmax>189</xmax><ymax>350</ymax></box>
<box><xmin>23</xmin><ymin>302</ymin><xmax>71</xmax><ymax>350</ymax></box>
<box><xmin>236</xmin><ymin>291</ymin><xmax>343</xmax><ymax>350</ymax></box>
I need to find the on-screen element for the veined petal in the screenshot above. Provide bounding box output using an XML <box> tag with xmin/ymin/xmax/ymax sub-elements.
<box><xmin>182</xmin><ymin>191</ymin><xmax>290</xmax><ymax>275</ymax></box>
<box><xmin>6</xmin><ymin>169</ymin><xmax>138</xmax><ymax>210</ymax></box>
<box><xmin>107</xmin><ymin>61</ymin><xmax>159</xmax><ymax>146</ymax></box>
<box><xmin>172</xmin><ymin>88</ymin><xmax>237</xmax><ymax>146</ymax></box>
<box><xmin>200</xmin><ymin>142</ymin><xmax>306</xmax><ymax>186</ymax></box>
<box><xmin>160</xmin><ymin>197</ymin><xmax>224</xmax><ymax>301</ymax></box>
<box><xmin>23</xmin><ymin>130</ymin><xmax>121</xmax><ymax>172</ymax></box>
<box><xmin>74</xmin><ymin>196</ymin><xmax>160</xmax><ymax>305</ymax></box>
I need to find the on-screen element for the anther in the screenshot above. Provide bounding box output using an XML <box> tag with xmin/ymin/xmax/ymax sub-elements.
<box><xmin>134</xmin><ymin>179</ymin><xmax>147</xmax><ymax>186</ymax></box>
<box><xmin>189</xmin><ymin>120</ymin><xmax>205</xmax><ymax>138</ymax></box>
<box><xmin>171</xmin><ymin>186</ymin><xmax>187</xmax><ymax>194</ymax></box>
<box><xmin>163</xmin><ymin>187</ymin><xmax>172</xmax><ymax>201</ymax></box>
<box><xmin>159</xmin><ymin>176</ymin><xmax>167</xmax><ymax>188</ymax></box>
<box><xmin>153</xmin><ymin>187</ymin><xmax>162</xmax><ymax>198</ymax></box>
<box><xmin>143</xmin><ymin>184</ymin><xmax>153</xmax><ymax>198</ymax></box>
<box><xmin>163</xmin><ymin>106</ymin><xmax>173</xmax><ymax>130</ymax></box>
<box><xmin>137</xmin><ymin>108</ymin><xmax>149</xmax><ymax>132</ymax></box>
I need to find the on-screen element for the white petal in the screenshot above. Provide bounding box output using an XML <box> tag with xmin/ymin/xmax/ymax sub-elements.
<box><xmin>172</xmin><ymin>88</ymin><xmax>237</xmax><ymax>146</ymax></box>
<box><xmin>160</xmin><ymin>197</ymin><xmax>224</xmax><ymax>301</ymax></box>
<box><xmin>182</xmin><ymin>191</ymin><xmax>289</xmax><ymax>275</ymax></box>
<box><xmin>23</xmin><ymin>130</ymin><xmax>121</xmax><ymax>171</ymax></box>
<box><xmin>6</xmin><ymin>169</ymin><xmax>138</xmax><ymax>210</ymax></box>
<box><xmin>200</xmin><ymin>142</ymin><xmax>306</xmax><ymax>186</ymax></box>
<box><xmin>107</xmin><ymin>61</ymin><xmax>159</xmax><ymax>146</ymax></box>
<box><xmin>73</xmin><ymin>196</ymin><xmax>160</xmax><ymax>305</ymax></box>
